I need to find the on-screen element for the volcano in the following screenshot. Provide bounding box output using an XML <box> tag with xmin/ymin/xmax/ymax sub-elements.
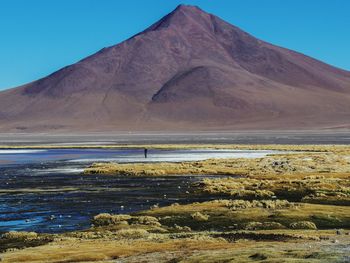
<box><xmin>1</xmin><ymin>4</ymin><xmax>350</xmax><ymax>132</ymax></box>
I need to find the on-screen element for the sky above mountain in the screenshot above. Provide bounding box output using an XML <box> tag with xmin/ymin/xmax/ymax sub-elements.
<box><xmin>0</xmin><ymin>0</ymin><xmax>349</xmax><ymax>91</ymax></box>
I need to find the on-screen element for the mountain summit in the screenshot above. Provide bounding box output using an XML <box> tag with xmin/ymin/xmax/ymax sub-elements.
<box><xmin>1</xmin><ymin>5</ymin><xmax>350</xmax><ymax>131</ymax></box>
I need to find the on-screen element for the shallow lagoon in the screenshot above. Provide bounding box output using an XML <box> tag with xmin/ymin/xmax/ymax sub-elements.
<box><xmin>0</xmin><ymin>148</ymin><xmax>279</xmax><ymax>233</ymax></box>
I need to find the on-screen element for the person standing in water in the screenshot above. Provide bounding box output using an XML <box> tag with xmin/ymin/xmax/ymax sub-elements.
<box><xmin>144</xmin><ymin>148</ymin><xmax>148</xmax><ymax>158</ymax></box>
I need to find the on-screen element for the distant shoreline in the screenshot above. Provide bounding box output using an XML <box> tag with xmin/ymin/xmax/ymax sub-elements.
<box><xmin>0</xmin><ymin>131</ymin><xmax>350</xmax><ymax>145</ymax></box>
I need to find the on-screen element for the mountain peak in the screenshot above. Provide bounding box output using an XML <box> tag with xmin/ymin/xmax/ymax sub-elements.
<box><xmin>174</xmin><ymin>4</ymin><xmax>202</xmax><ymax>13</ymax></box>
<box><xmin>144</xmin><ymin>4</ymin><xmax>212</xmax><ymax>33</ymax></box>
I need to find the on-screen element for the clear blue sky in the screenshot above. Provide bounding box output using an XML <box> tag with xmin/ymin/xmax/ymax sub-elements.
<box><xmin>1</xmin><ymin>0</ymin><xmax>349</xmax><ymax>91</ymax></box>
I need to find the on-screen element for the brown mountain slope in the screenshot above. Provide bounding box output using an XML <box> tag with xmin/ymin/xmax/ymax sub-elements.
<box><xmin>0</xmin><ymin>4</ymin><xmax>350</xmax><ymax>132</ymax></box>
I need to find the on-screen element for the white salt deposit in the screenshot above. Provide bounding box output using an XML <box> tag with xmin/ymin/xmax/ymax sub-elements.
<box><xmin>0</xmin><ymin>150</ymin><xmax>47</xmax><ymax>154</ymax></box>
<box><xmin>67</xmin><ymin>149</ymin><xmax>280</xmax><ymax>163</ymax></box>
